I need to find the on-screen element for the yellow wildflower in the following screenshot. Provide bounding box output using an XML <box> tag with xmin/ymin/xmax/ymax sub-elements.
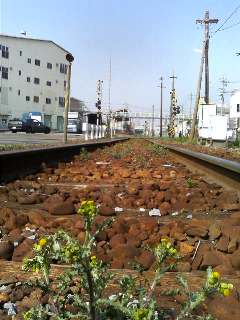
<box><xmin>38</xmin><ymin>238</ymin><xmax>47</xmax><ymax>247</ymax></box>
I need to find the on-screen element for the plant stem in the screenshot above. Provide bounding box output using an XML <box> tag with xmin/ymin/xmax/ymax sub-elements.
<box><xmin>86</xmin><ymin>262</ymin><xmax>96</xmax><ymax>320</ymax></box>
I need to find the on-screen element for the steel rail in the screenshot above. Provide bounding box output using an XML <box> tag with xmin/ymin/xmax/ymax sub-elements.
<box><xmin>0</xmin><ymin>137</ymin><xmax>129</xmax><ymax>183</ymax></box>
<box><xmin>148</xmin><ymin>140</ymin><xmax>240</xmax><ymax>191</ymax></box>
<box><xmin>160</xmin><ymin>144</ymin><xmax>240</xmax><ymax>175</ymax></box>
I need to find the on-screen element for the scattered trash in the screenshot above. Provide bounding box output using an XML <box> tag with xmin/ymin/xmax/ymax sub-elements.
<box><xmin>192</xmin><ymin>240</ymin><xmax>201</xmax><ymax>261</ymax></box>
<box><xmin>27</xmin><ymin>235</ymin><xmax>36</xmax><ymax>240</ymax></box>
<box><xmin>115</xmin><ymin>207</ymin><xmax>123</xmax><ymax>212</ymax></box>
<box><xmin>149</xmin><ymin>208</ymin><xmax>161</xmax><ymax>216</ymax></box>
<box><xmin>171</xmin><ymin>211</ymin><xmax>179</xmax><ymax>216</ymax></box>
<box><xmin>3</xmin><ymin>302</ymin><xmax>17</xmax><ymax>316</ymax></box>
<box><xmin>0</xmin><ymin>285</ymin><xmax>7</xmax><ymax>292</ymax></box>
<box><xmin>13</xmin><ymin>241</ymin><xmax>19</xmax><ymax>247</ymax></box>
<box><xmin>96</xmin><ymin>161</ymin><xmax>110</xmax><ymax>165</ymax></box>
<box><xmin>117</xmin><ymin>192</ymin><xmax>124</xmax><ymax>199</ymax></box>
<box><xmin>139</xmin><ymin>208</ymin><xmax>146</xmax><ymax>212</ymax></box>
<box><xmin>186</xmin><ymin>192</ymin><xmax>191</xmax><ymax>197</ymax></box>
<box><xmin>186</xmin><ymin>214</ymin><xmax>192</xmax><ymax>219</ymax></box>
<box><xmin>25</xmin><ymin>227</ymin><xmax>36</xmax><ymax>233</ymax></box>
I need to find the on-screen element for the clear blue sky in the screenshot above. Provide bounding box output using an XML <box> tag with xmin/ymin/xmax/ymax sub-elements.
<box><xmin>1</xmin><ymin>0</ymin><xmax>240</xmax><ymax>114</ymax></box>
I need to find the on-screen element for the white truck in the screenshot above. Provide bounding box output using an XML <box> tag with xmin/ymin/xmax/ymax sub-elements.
<box><xmin>68</xmin><ymin>112</ymin><xmax>82</xmax><ymax>133</ymax></box>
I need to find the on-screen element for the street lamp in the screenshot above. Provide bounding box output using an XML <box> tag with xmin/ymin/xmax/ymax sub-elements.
<box><xmin>63</xmin><ymin>53</ymin><xmax>74</xmax><ymax>144</ymax></box>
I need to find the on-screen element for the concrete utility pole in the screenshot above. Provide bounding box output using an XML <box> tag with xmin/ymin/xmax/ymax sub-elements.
<box><xmin>189</xmin><ymin>92</ymin><xmax>193</xmax><ymax>118</ymax></box>
<box><xmin>157</xmin><ymin>77</ymin><xmax>165</xmax><ymax>137</ymax></box>
<box><xmin>63</xmin><ymin>53</ymin><xmax>74</xmax><ymax>144</ymax></box>
<box><xmin>190</xmin><ymin>40</ymin><xmax>205</xmax><ymax>141</ymax></box>
<box><xmin>190</xmin><ymin>11</ymin><xmax>218</xmax><ymax>141</ymax></box>
<box><xmin>196</xmin><ymin>11</ymin><xmax>218</xmax><ymax>104</ymax></box>
<box><xmin>152</xmin><ymin>104</ymin><xmax>155</xmax><ymax>137</ymax></box>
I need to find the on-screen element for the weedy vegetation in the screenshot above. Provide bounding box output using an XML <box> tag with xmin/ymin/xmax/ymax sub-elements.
<box><xmin>23</xmin><ymin>201</ymin><xmax>233</xmax><ymax>320</ymax></box>
<box><xmin>186</xmin><ymin>177</ymin><xmax>198</xmax><ymax>188</ymax></box>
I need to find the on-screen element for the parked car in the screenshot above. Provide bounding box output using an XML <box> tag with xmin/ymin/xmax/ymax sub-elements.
<box><xmin>8</xmin><ymin>118</ymin><xmax>23</xmax><ymax>131</ymax></box>
<box><xmin>11</xmin><ymin>119</ymin><xmax>51</xmax><ymax>134</ymax></box>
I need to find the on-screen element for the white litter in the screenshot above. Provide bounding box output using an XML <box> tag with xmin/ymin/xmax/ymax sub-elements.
<box><xmin>115</xmin><ymin>207</ymin><xmax>123</xmax><ymax>212</ymax></box>
<box><xmin>96</xmin><ymin>161</ymin><xmax>110</xmax><ymax>165</ymax></box>
<box><xmin>117</xmin><ymin>192</ymin><xmax>124</xmax><ymax>199</ymax></box>
<box><xmin>3</xmin><ymin>302</ymin><xmax>17</xmax><ymax>316</ymax></box>
<box><xmin>171</xmin><ymin>212</ymin><xmax>179</xmax><ymax>216</ymax></box>
<box><xmin>25</xmin><ymin>227</ymin><xmax>36</xmax><ymax>233</ymax></box>
<box><xmin>186</xmin><ymin>214</ymin><xmax>192</xmax><ymax>219</ymax></box>
<box><xmin>149</xmin><ymin>208</ymin><xmax>161</xmax><ymax>216</ymax></box>
<box><xmin>13</xmin><ymin>241</ymin><xmax>19</xmax><ymax>247</ymax></box>
<box><xmin>27</xmin><ymin>235</ymin><xmax>36</xmax><ymax>240</ymax></box>
<box><xmin>139</xmin><ymin>208</ymin><xmax>146</xmax><ymax>212</ymax></box>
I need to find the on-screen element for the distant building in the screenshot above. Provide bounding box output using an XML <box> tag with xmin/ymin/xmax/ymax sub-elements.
<box><xmin>70</xmin><ymin>97</ymin><xmax>86</xmax><ymax>113</ymax></box>
<box><xmin>0</xmin><ymin>34</ymin><xmax>72</xmax><ymax>130</ymax></box>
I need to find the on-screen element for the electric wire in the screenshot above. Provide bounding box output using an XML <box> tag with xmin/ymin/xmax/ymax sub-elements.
<box><xmin>214</xmin><ymin>4</ymin><xmax>240</xmax><ymax>34</ymax></box>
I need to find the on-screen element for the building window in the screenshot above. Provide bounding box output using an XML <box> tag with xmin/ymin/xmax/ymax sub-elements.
<box><xmin>237</xmin><ymin>104</ymin><xmax>240</xmax><ymax>112</ymax></box>
<box><xmin>26</xmin><ymin>96</ymin><xmax>30</xmax><ymax>101</ymax></box>
<box><xmin>2</xmin><ymin>67</ymin><xmax>8</xmax><ymax>79</ymax></box>
<box><xmin>20</xmin><ymin>50</ymin><xmax>22</xmax><ymax>56</ymax></box>
<box><xmin>46</xmin><ymin>98</ymin><xmax>51</xmax><ymax>104</ymax></box>
<box><xmin>27</xmin><ymin>58</ymin><xmax>31</xmax><ymax>63</ymax></box>
<box><xmin>56</xmin><ymin>80</ymin><xmax>58</xmax><ymax>84</ymax></box>
<box><xmin>27</xmin><ymin>77</ymin><xmax>31</xmax><ymax>82</ymax></box>
<box><xmin>59</xmin><ymin>96</ymin><xmax>65</xmax><ymax>107</ymax></box>
<box><xmin>19</xmin><ymin>70</ymin><xmax>21</xmax><ymax>76</ymax></box>
<box><xmin>47</xmin><ymin>62</ymin><xmax>52</xmax><ymax>69</ymax></box>
<box><xmin>35</xmin><ymin>59</ymin><xmax>40</xmax><ymax>66</ymax></box>
<box><xmin>33</xmin><ymin>96</ymin><xmax>39</xmax><ymax>103</ymax></box>
<box><xmin>46</xmin><ymin>81</ymin><xmax>51</xmax><ymax>86</ymax></box>
<box><xmin>34</xmin><ymin>77</ymin><xmax>40</xmax><ymax>84</ymax></box>
<box><xmin>18</xmin><ymin>89</ymin><xmax>20</xmax><ymax>96</ymax></box>
<box><xmin>60</xmin><ymin>63</ymin><xmax>67</xmax><ymax>74</ymax></box>
<box><xmin>56</xmin><ymin>63</ymin><xmax>59</xmax><ymax>67</ymax></box>
<box><xmin>2</xmin><ymin>46</ymin><xmax>9</xmax><ymax>59</ymax></box>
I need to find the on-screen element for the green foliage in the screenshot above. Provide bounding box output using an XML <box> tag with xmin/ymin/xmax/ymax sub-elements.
<box><xmin>22</xmin><ymin>202</ymin><xmax>233</xmax><ymax>320</ymax></box>
<box><xmin>175</xmin><ymin>268</ymin><xmax>233</xmax><ymax>320</ymax></box>
<box><xmin>186</xmin><ymin>177</ymin><xmax>198</xmax><ymax>188</ymax></box>
<box><xmin>80</xmin><ymin>147</ymin><xmax>90</xmax><ymax>160</ymax></box>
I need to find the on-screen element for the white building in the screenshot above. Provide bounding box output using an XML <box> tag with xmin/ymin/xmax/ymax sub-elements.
<box><xmin>0</xmin><ymin>34</ymin><xmax>71</xmax><ymax>130</ymax></box>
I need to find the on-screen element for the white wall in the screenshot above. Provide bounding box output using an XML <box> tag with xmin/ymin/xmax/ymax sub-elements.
<box><xmin>0</xmin><ymin>35</ymin><xmax>69</xmax><ymax>129</ymax></box>
<box><xmin>230</xmin><ymin>90</ymin><xmax>240</xmax><ymax>119</ymax></box>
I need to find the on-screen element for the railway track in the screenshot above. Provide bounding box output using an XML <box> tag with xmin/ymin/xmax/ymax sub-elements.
<box><xmin>0</xmin><ymin>137</ymin><xmax>128</xmax><ymax>183</ymax></box>
<box><xmin>149</xmin><ymin>140</ymin><xmax>240</xmax><ymax>194</ymax></box>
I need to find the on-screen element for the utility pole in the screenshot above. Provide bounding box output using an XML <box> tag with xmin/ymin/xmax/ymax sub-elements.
<box><xmin>189</xmin><ymin>92</ymin><xmax>193</xmax><ymax>118</ymax></box>
<box><xmin>108</xmin><ymin>57</ymin><xmax>112</xmax><ymax>112</ymax></box>
<box><xmin>169</xmin><ymin>72</ymin><xmax>177</xmax><ymax>137</ymax></box>
<box><xmin>152</xmin><ymin>104</ymin><xmax>155</xmax><ymax>137</ymax></box>
<box><xmin>190</xmin><ymin>11</ymin><xmax>218</xmax><ymax>141</ymax></box>
<box><xmin>196</xmin><ymin>11</ymin><xmax>218</xmax><ymax>104</ymax></box>
<box><xmin>157</xmin><ymin>77</ymin><xmax>165</xmax><ymax>137</ymax></box>
<box><xmin>63</xmin><ymin>53</ymin><xmax>74</xmax><ymax>144</ymax></box>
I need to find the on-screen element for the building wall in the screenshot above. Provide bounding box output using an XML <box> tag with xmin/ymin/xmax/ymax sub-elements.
<box><xmin>0</xmin><ymin>35</ymin><xmax>69</xmax><ymax>129</ymax></box>
<box><xmin>230</xmin><ymin>90</ymin><xmax>240</xmax><ymax>119</ymax></box>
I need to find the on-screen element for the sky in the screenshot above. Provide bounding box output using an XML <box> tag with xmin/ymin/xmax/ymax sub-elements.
<box><xmin>1</xmin><ymin>0</ymin><xmax>240</xmax><ymax>114</ymax></box>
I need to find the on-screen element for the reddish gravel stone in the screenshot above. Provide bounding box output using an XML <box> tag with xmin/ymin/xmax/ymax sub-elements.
<box><xmin>0</xmin><ymin>240</ymin><xmax>14</xmax><ymax>260</ymax></box>
<box><xmin>12</xmin><ymin>239</ymin><xmax>34</xmax><ymax>262</ymax></box>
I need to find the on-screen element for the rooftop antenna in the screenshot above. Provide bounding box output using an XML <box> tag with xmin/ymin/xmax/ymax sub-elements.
<box><xmin>20</xmin><ymin>31</ymin><xmax>27</xmax><ymax>36</ymax></box>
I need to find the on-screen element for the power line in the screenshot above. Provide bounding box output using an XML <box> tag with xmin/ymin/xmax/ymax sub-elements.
<box><xmin>214</xmin><ymin>4</ymin><xmax>240</xmax><ymax>34</ymax></box>
<box><xmin>215</xmin><ymin>20</ymin><xmax>240</xmax><ymax>32</ymax></box>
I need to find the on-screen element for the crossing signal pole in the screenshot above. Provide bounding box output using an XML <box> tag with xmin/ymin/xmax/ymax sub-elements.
<box><xmin>168</xmin><ymin>73</ymin><xmax>178</xmax><ymax>137</ymax></box>
<box><xmin>96</xmin><ymin>80</ymin><xmax>103</xmax><ymax>138</ymax></box>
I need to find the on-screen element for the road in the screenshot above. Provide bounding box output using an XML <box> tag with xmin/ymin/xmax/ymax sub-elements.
<box><xmin>0</xmin><ymin>131</ymin><xmax>85</xmax><ymax>145</ymax></box>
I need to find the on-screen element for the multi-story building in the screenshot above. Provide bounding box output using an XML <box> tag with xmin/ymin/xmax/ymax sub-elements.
<box><xmin>0</xmin><ymin>34</ymin><xmax>71</xmax><ymax>130</ymax></box>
